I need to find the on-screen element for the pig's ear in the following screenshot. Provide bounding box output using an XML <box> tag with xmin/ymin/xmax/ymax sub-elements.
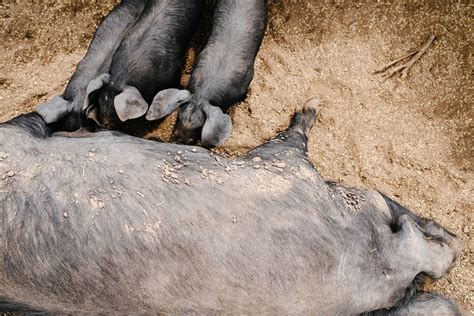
<box><xmin>200</xmin><ymin>104</ymin><xmax>232</xmax><ymax>148</ymax></box>
<box><xmin>114</xmin><ymin>85</ymin><xmax>149</xmax><ymax>122</ymax></box>
<box><xmin>83</xmin><ymin>73</ymin><xmax>110</xmax><ymax>111</ymax></box>
<box><xmin>36</xmin><ymin>96</ymin><xmax>70</xmax><ymax>124</ymax></box>
<box><xmin>85</xmin><ymin>105</ymin><xmax>100</xmax><ymax>127</ymax></box>
<box><xmin>146</xmin><ymin>88</ymin><xmax>191</xmax><ymax>121</ymax></box>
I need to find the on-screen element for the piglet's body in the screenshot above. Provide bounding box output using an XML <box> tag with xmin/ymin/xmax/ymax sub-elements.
<box><xmin>36</xmin><ymin>0</ymin><xmax>147</xmax><ymax>131</ymax></box>
<box><xmin>84</xmin><ymin>0</ymin><xmax>203</xmax><ymax>129</ymax></box>
<box><xmin>147</xmin><ymin>0</ymin><xmax>268</xmax><ymax>148</ymax></box>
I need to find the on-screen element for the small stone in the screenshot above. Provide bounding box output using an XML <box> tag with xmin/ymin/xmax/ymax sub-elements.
<box><xmin>252</xmin><ymin>157</ymin><xmax>262</xmax><ymax>163</ymax></box>
<box><xmin>63</xmin><ymin>212</ymin><xmax>68</xmax><ymax>218</ymax></box>
<box><xmin>274</xmin><ymin>162</ymin><xmax>286</xmax><ymax>168</ymax></box>
<box><xmin>90</xmin><ymin>197</ymin><xmax>105</xmax><ymax>209</ymax></box>
<box><xmin>463</xmin><ymin>226</ymin><xmax>470</xmax><ymax>234</ymax></box>
<box><xmin>110</xmin><ymin>180</ymin><xmax>114</xmax><ymax>185</ymax></box>
<box><xmin>7</xmin><ymin>171</ymin><xmax>15</xmax><ymax>177</ymax></box>
<box><xmin>118</xmin><ymin>169</ymin><xmax>124</xmax><ymax>174</ymax></box>
<box><xmin>177</xmin><ymin>151</ymin><xmax>183</xmax><ymax>155</ymax></box>
<box><xmin>191</xmin><ymin>148</ymin><xmax>197</xmax><ymax>152</ymax></box>
<box><xmin>185</xmin><ymin>178</ymin><xmax>190</xmax><ymax>186</ymax></box>
<box><xmin>253</xmin><ymin>165</ymin><xmax>261</xmax><ymax>169</ymax></box>
<box><xmin>88</xmin><ymin>152</ymin><xmax>95</xmax><ymax>158</ymax></box>
<box><xmin>1</xmin><ymin>175</ymin><xmax>6</xmax><ymax>180</ymax></box>
<box><xmin>90</xmin><ymin>198</ymin><xmax>99</xmax><ymax>208</ymax></box>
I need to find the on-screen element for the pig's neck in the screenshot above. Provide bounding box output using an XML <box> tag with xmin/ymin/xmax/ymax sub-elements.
<box><xmin>0</xmin><ymin>113</ymin><xmax>50</xmax><ymax>154</ymax></box>
<box><xmin>3</xmin><ymin>113</ymin><xmax>51</xmax><ymax>138</ymax></box>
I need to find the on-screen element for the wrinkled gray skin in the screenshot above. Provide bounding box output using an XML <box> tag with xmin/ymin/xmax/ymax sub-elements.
<box><xmin>147</xmin><ymin>0</ymin><xmax>268</xmax><ymax>147</ymax></box>
<box><xmin>84</xmin><ymin>0</ymin><xmax>202</xmax><ymax>129</ymax></box>
<box><xmin>36</xmin><ymin>0</ymin><xmax>147</xmax><ymax>132</ymax></box>
<box><xmin>0</xmin><ymin>106</ymin><xmax>462</xmax><ymax>315</ymax></box>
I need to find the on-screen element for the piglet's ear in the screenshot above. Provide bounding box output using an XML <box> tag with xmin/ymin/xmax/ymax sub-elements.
<box><xmin>114</xmin><ymin>85</ymin><xmax>149</xmax><ymax>122</ymax></box>
<box><xmin>83</xmin><ymin>73</ymin><xmax>110</xmax><ymax>111</ymax></box>
<box><xmin>200</xmin><ymin>104</ymin><xmax>232</xmax><ymax>148</ymax></box>
<box><xmin>36</xmin><ymin>96</ymin><xmax>70</xmax><ymax>124</ymax></box>
<box><xmin>146</xmin><ymin>88</ymin><xmax>191</xmax><ymax>121</ymax></box>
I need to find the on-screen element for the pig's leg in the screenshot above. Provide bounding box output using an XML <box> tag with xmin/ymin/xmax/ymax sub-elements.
<box><xmin>366</xmin><ymin>292</ymin><xmax>462</xmax><ymax>316</ymax></box>
<box><xmin>246</xmin><ymin>98</ymin><xmax>319</xmax><ymax>159</ymax></box>
<box><xmin>0</xmin><ymin>299</ymin><xmax>45</xmax><ymax>315</ymax></box>
<box><xmin>392</xmin><ymin>292</ymin><xmax>462</xmax><ymax>316</ymax></box>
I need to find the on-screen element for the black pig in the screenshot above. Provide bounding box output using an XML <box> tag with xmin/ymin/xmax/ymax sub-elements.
<box><xmin>38</xmin><ymin>0</ymin><xmax>203</xmax><ymax>131</ymax></box>
<box><xmin>83</xmin><ymin>0</ymin><xmax>202</xmax><ymax>129</ymax></box>
<box><xmin>0</xmin><ymin>100</ymin><xmax>462</xmax><ymax>314</ymax></box>
<box><xmin>146</xmin><ymin>0</ymin><xmax>268</xmax><ymax>148</ymax></box>
<box><xmin>36</xmin><ymin>0</ymin><xmax>148</xmax><ymax>131</ymax></box>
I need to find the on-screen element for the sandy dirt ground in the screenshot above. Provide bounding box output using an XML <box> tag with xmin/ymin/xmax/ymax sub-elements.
<box><xmin>1</xmin><ymin>0</ymin><xmax>472</xmax><ymax>312</ymax></box>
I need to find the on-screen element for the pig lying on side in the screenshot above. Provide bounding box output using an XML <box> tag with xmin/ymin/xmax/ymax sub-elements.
<box><xmin>0</xmin><ymin>100</ymin><xmax>462</xmax><ymax>315</ymax></box>
<box><xmin>146</xmin><ymin>0</ymin><xmax>268</xmax><ymax>147</ymax></box>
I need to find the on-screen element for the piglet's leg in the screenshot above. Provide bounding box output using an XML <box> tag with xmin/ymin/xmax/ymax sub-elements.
<box><xmin>367</xmin><ymin>292</ymin><xmax>462</xmax><ymax>316</ymax></box>
<box><xmin>246</xmin><ymin>98</ymin><xmax>319</xmax><ymax>159</ymax></box>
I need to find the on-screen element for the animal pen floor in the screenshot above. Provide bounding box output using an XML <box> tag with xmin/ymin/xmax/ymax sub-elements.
<box><xmin>0</xmin><ymin>0</ymin><xmax>472</xmax><ymax>312</ymax></box>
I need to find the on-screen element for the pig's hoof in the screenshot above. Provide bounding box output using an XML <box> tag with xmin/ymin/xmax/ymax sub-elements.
<box><xmin>290</xmin><ymin>98</ymin><xmax>319</xmax><ymax>134</ymax></box>
<box><xmin>304</xmin><ymin>97</ymin><xmax>320</xmax><ymax>112</ymax></box>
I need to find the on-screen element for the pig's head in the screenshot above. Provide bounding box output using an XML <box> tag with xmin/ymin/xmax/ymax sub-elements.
<box><xmin>36</xmin><ymin>96</ymin><xmax>84</xmax><ymax>132</ymax></box>
<box><xmin>83</xmin><ymin>74</ymin><xmax>149</xmax><ymax>130</ymax></box>
<box><xmin>176</xmin><ymin>100</ymin><xmax>232</xmax><ymax>148</ymax></box>
<box><xmin>145</xmin><ymin>88</ymin><xmax>232</xmax><ymax>147</ymax></box>
<box><xmin>173</xmin><ymin>99</ymin><xmax>207</xmax><ymax>145</ymax></box>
